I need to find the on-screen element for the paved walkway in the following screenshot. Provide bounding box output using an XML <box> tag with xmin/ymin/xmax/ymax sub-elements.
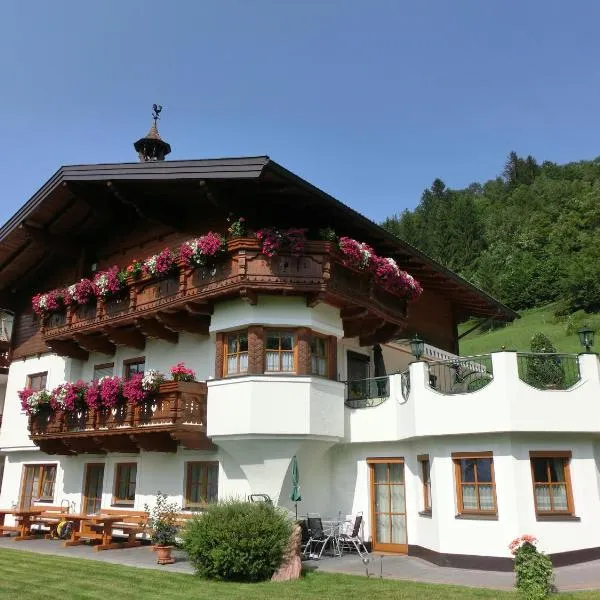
<box><xmin>1</xmin><ymin>536</ymin><xmax>600</xmax><ymax>591</ymax></box>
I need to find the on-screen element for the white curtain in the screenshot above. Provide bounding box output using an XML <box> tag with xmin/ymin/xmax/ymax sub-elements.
<box><xmin>312</xmin><ymin>356</ymin><xmax>327</xmax><ymax>376</ymax></box>
<box><xmin>478</xmin><ymin>484</ymin><xmax>495</xmax><ymax>510</ymax></box>
<box><xmin>462</xmin><ymin>485</ymin><xmax>478</xmax><ymax>510</ymax></box>
<box><xmin>266</xmin><ymin>350</ymin><xmax>294</xmax><ymax>372</ymax></box>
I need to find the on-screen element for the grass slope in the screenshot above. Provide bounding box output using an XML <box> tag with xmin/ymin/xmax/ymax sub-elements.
<box><xmin>459</xmin><ymin>304</ymin><xmax>600</xmax><ymax>356</ymax></box>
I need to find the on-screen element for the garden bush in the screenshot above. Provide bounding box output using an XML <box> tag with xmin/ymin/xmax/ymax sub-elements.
<box><xmin>182</xmin><ymin>500</ymin><xmax>292</xmax><ymax>582</ymax></box>
<box><xmin>525</xmin><ymin>332</ymin><xmax>565</xmax><ymax>389</ymax></box>
<box><xmin>510</xmin><ymin>535</ymin><xmax>553</xmax><ymax>599</ymax></box>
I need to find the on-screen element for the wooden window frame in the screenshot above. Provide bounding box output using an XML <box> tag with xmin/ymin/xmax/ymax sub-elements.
<box><xmin>112</xmin><ymin>462</ymin><xmax>137</xmax><ymax>506</ymax></box>
<box><xmin>264</xmin><ymin>329</ymin><xmax>297</xmax><ymax>374</ymax></box>
<box><xmin>20</xmin><ymin>463</ymin><xmax>57</xmax><ymax>504</ymax></box>
<box><xmin>184</xmin><ymin>461</ymin><xmax>219</xmax><ymax>510</ymax></box>
<box><xmin>310</xmin><ymin>334</ymin><xmax>329</xmax><ymax>377</ymax></box>
<box><xmin>452</xmin><ymin>451</ymin><xmax>497</xmax><ymax>516</ymax></box>
<box><xmin>123</xmin><ymin>357</ymin><xmax>145</xmax><ymax>380</ymax></box>
<box><xmin>224</xmin><ymin>330</ymin><xmax>249</xmax><ymax>377</ymax></box>
<box><xmin>26</xmin><ymin>372</ymin><xmax>47</xmax><ymax>391</ymax></box>
<box><xmin>418</xmin><ymin>454</ymin><xmax>432</xmax><ymax>513</ymax></box>
<box><xmin>93</xmin><ymin>362</ymin><xmax>114</xmax><ymax>380</ymax></box>
<box><xmin>529</xmin><ymin>451</ymin><xmax>575</xmax><ymax>516</ymax></box>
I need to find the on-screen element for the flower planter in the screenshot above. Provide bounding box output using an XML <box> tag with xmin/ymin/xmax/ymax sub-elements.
<box><xmin>155</xmin><ymin>545</ymin><xmax>175</xmax><ymax>565</ymax></box>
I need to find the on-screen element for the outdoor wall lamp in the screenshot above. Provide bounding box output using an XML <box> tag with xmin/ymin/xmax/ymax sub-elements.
<box><xmin>409</xmin><ymin>334</ymin><xmax>424</xmax><ymax>361</ymax></box>
<box><xmin>578</xmin><ymin>325</ymin><xmax>595</xmax><ymax>353</ymax></box>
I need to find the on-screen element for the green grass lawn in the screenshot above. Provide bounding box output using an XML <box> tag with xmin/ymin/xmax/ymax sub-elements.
<box><xmin>459</xmin><ymin>303</ymin><xmax>600</xmax><ymax>356</ymax></box>
<box><xmin>0</xmin><ymin>548</ymin><xmax>599</xmax><ymax>600</ymax></box>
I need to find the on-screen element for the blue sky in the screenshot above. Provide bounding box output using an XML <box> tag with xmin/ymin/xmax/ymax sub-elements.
<box><xmin>1</xmin><ymin>1</ymin><xmax>599</xmax><ymax>225</ymax></box>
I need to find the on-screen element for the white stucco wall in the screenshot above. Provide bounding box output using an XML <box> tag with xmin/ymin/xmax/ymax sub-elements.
<box><xmin>207</xmin><ymin>376</ymin><xmax>344</xmax><ymax>438</ymax></box>
<box><xmin>210</xmin><ymin>296</ymin><xmax>344</xmax><ymax>338</ymax></box>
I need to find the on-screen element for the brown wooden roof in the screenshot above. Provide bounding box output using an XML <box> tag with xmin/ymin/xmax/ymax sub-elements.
<box><xmin>0</xmin><ymin>156</ymin><xmax>517</xmax><ymax>321</ymax></box>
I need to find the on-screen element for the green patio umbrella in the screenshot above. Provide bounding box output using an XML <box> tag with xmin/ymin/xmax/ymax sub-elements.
<box><xmin>290</xmin><ymin>455</ymin><xmax>301</xmax><ymax>519</ymax></box>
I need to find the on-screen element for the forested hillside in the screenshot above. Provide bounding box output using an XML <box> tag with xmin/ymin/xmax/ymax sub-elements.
<box><xmin>382</xmin><ymin>152</ymin><xmax>600</xmax><ymax>315</ymax></box>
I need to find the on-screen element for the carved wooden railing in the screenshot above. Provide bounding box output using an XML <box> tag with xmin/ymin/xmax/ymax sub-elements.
<box><xmin>41</xmin><ymin>240</ymin><xmax>408</xmax><ymax>340</ymax></box>
<box><xmin>28</xmin><ymin>381</ymin><xmax>208</xmax><ymax>439</ymax></box>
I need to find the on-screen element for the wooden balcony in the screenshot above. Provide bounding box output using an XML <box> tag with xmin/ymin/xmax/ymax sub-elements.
<box><xmin>41</xmin><ymin>240</ymin><xmax>409</xmax><ymax>358</ymax></box>
<box><xmin>28</xmin><ymin>381</ymin><xmax>213</xmax><ymax>455</ymax></box>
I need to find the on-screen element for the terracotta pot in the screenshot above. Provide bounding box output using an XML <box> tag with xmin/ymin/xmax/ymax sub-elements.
<box><xmin>155</xmin><ymin>545</ymin><xmax>175</xmax><ymax>564</ymax></box>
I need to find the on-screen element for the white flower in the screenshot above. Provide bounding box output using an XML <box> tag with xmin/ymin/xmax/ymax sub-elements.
<box><xmin>141</xmin><ymin>369</ymin><xmax>163</xmax><ymax>391</ymax></box>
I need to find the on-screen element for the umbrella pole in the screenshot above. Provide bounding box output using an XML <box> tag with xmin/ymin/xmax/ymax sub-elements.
<box><xmin>295</xmin><ymin>503</ymin><xmax>298</xmax><ymax>520</ymax></box>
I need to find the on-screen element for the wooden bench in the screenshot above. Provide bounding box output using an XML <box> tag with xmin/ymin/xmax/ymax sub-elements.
<box><xmin>30</xmin><ymin>505</ymin><xmax>70</xmax><ymax>536</ymax></box>
<box><xmin>100</xmin><ymin>509</ymin><xmax>148</xmax><ymax>545</ymax></box>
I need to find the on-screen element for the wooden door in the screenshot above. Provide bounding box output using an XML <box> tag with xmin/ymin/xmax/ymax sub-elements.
<box><xmin>19</xmin><ymin>466</ymin><xmax>39</xmax><ymax>508</ymax></box>
<box><xmin>82</xmin><ymin>464</ymin><xmax>104</xmax><ymax>515</ymax></box>
<box><xmin>368</xmin><ymin>458</ymin><xmax>407</xmax><ymax>553</ymax></box>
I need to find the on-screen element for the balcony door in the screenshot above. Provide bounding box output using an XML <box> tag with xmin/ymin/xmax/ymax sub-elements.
<box><xmin>82</xmin><ymin>464</ymin><xmax>104</xmax><ymax>515</ymax></box>
<box><xmin>368</xmin><ymin>458</ymin><xmax>407</xmax><ymax>553</ymax></box>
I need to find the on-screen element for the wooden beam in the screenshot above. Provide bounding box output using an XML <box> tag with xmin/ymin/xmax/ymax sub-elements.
<box><xmin>184</xmin><ymin>301</ymin><xmax>213</xmax><ymax>316</ymax></box>
<box><xmin>239</xmin><ymin>288</ymin><xmax>257</xmax><ymax>305</ymax></box>
<box><xmin>343</xmin><ymin>317</ymin><xmax>385</xmax><ymax>339</ymax></box>
<box><xmin>306</xmin><ymin>292</ymin><xmax>325</xmax><ymax>308</ymax></box>
<box><xmin>47</xmin><ymin>340</ymin><xmax>89</xmax><ymax>361</ymax></box>
<box><xmin>18</xmin><ymin>222</ymin><xmax>82</xmax><ymax>258</ymax></box>
<box><xmin>340</xmin><ymin>306</ymin><xmax>369</xmax><ymax>321</ymax></box>
<box><xmin>157</xmin><ymin>312</ymin><xmax>209</xmax><ymax>335</ymax></box>
<box><xmin>136</xmin><ymin>318</ymin><xmax>178</xmax><ymax>344</ymax></box>
<box><xmin>74</xmin><ymin>334</ymin><xmax>116</xmax><ymax>355</ymax></box>
<box><xmin>106</xmin><ymin>181</ymin><xmax>185</xmax><ymax>232</ymax></box>
<box><xmin>360</xmin><ymin>323</ymin><xmax>405</xmax><ymax>346</ymax></box>
<box><xmin>105</xmin><ymin>327</ymin><xmax>146</xmax><ymax>350</ymax></box>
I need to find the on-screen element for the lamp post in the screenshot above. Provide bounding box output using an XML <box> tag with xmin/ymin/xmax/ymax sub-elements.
<box><xmin>578</xmin><ymin>325</ymin><xmax>595</xmax><ymax>353</ymax></box>
<box><xmin>409</xmin><ymin>334</ymin><xmax>424</xmax><ymax>361</ymax></box>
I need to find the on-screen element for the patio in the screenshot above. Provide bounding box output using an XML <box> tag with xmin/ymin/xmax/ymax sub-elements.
<box><xmin>1</xmin><ymin>536</ymin><xmax>600</xmax><ymax>592</ymax></box>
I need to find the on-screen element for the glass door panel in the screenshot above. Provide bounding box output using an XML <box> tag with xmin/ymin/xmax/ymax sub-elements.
<box><xmin>83</xmin><ymin>464</ymin><xmax>104</xmax><ymax>515</ymax></box>
<box><xmin>369</xmin><ymin>459</ymin><xmax>407</xmax><ymax>553</ymax></box>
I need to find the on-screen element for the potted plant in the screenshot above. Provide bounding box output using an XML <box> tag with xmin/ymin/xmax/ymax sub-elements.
<box><xmin>144</xmin><ymin>492</ymin><xmax>180</xmax><ymax>564</ymax></box>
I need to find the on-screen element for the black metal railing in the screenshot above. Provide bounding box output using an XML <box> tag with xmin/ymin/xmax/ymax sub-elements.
<box><xmin>344</xmin><ymin>376</ymin><xmax>390</xmax><ymax>408</ymax></box>
<box><xmin>517</xmin><ymin>353</ymin><xmax>580</xmax><ymax>390</ymax></box>
<box><xmin>427</xmin><ymin>355</ymin><xmax>493</xmax><ymax>395</ymax></box>
<box><xmin>400</xmin><ymin>369</ymin><xmax>410</xmax><ymax>401</ymax></box>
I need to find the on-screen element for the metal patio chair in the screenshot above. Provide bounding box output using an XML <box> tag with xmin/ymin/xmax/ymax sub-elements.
<box><xmin>337</xmin><ymin>513</ymin><xmax>368</xmax><ymax>558</ymax></box>
<box><xmin>302</xmin><ymin>516</ymin><xmax>335</xmax><ymax>560</ymax></box>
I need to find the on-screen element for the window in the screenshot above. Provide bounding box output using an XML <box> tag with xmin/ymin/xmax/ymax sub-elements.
<box><xmin>265</xmin><ymin>331</ymin><xmax>295</xmax><ymax>372</ymax></box>
<box><xmin>310</xmin><ymin>337</ymin><xmax>328</xmax><ymax>376</ymax></box>
<box><xmin>20</xmin><ymin>464</ymin><xmax>57</xmax><ymax>505</ymax></box>
<box><xmin>530</xmin><ymin>452</ymin><xmax>574</xmax><ymax>515</ymax></box>
<box><xmin>113</xmin><ymin>463</ymin><xmax>137</xmax><ymax>505</ymax></box>
<box><xmin>225</xmin><ymin>331</ymin><xmax>248</xmax><ymax>375</ymax></box>
<box><xmin>452</xmin><ymin>452</ymin><xmax>497</xmax><ymax>515</ymax></box>
<box><xmin>26</xmin><ymin>372</ymin><xmax>47</xmax><ymax>391</ymax></box>
<box><xmin>93</xmin><ymin>363</ymin><xmax>114</xmax><ymax>380</ymax></box>
<box><xmin>418</xmin><ymin>455</ymin><xmax>432</xmax><ymax>512</ymax></box>
<box><xmin>184</xmin><ymin>462</ymin><xmax>219</xmax><ymax>509</ymax></box>
<box><xmin>123</xmin><ymin>358</ymin><xmax>145</xmax><ymax>379</ymax></box>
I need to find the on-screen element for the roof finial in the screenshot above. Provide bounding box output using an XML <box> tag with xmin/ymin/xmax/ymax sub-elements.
<box><xmin>134</xmin><ymin>104</ymin><xmax>171</xmax><ymax>162</ymax></box>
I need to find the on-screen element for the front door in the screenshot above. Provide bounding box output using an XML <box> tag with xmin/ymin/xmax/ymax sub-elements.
<box><xmin>368</xmin><ymin>458</ymin><xmax>407</xmax><ymax>553</ymax></box>
<box><xmin>82</xmin><ymin>464</ymin><xmax>104</xmax><ymax>515</ymax></box>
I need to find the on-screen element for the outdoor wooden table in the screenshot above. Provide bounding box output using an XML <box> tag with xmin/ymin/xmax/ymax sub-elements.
<box><xmin>0</xmin><ymin>507</ymin><xmax>44</xmax><ymax>540</ymax></box>
<box><xmin>61</xmin><ymin>513</ymin><xmax>137</xmax><ymax>551</ymax></box>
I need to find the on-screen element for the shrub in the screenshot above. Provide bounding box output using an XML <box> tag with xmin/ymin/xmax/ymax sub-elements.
<box><xmin>182</xmin><ymin>499</ymin><xmax>292</xmax><ymax>581</ymax></box>
<box><xmin>525</xmin><ymin>333</ymin><xmax>565</xmax><ymax>389</ymax></box>
<box><xmin>510</xmin><ymin>536</ymin><xmax>553</xmax><ymax>599</ymax></box>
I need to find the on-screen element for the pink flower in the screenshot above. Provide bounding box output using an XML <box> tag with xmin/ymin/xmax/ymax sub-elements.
<box><xmin>85</xmin><ymin>379</ymin><xmax>102</xmax><ymax>409</ymax></box>
<box><xmin>123</xmin><ymin>373</ymin><xmax>147</xmax><ymax>404</ymax></box>
<box><xmin>256</xmin><ymin>228</ymin><xmax>307</xmax><ymax>258</ymax></box>
<box><xmin>18</xmin><ymin>388</ymin><xmax>34</xmax><ymax>412</ymax></box>
<box><xmin>143</xmin><ymin>248</ymin><xmax>176</xmax><ymax>277</ymax></box>
<box><xmin>93</xmin><ymin>267</ymin><xmax>124</xmax><ymax>299</ymax></box>
<box><xmin>170</xmin><ymin>362</ymin><xmax>196</xmax><ymax>382</ymax></box>
<box><xmin>32</xmin><ymin>289</ymin><xmax>63</xmax><ymax>316</ymax></box>
<box><xmin>65</xmin><ymin>278</ymin><xmax>95</xmax><ymax>306</ymax></box>
<box><xmin>180</xmin><ymin>233</ymin><xmax>226</xmax><ymax>267</ymax></box>
<box><xmin>509</xmin><ymin>534</ymin><xmax>538</xmax><ymax>555</ymax></box>
<box><xmin>99</xmin><ymin>376</ymin><xmax>124</xmax><ymax>408</ymax></box>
